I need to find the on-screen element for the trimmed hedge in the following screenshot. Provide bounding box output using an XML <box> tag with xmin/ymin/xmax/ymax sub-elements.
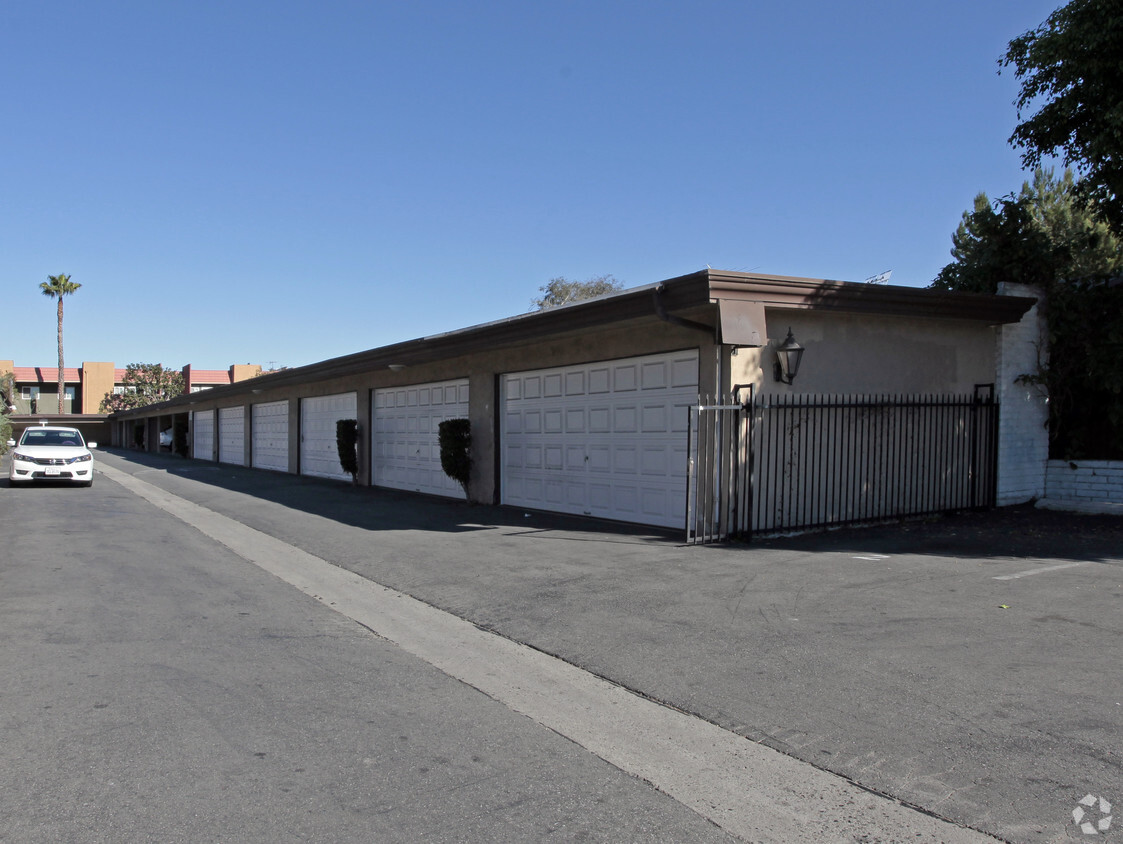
<box><xmin>336</xmin><ymin>418</ymin><xmax>359</xmax><ymax>484</ymax></box>
<box><xmin>438</xmin><ymin>418</ymin><xmax>471</xmax><ymax>498</ymax></box>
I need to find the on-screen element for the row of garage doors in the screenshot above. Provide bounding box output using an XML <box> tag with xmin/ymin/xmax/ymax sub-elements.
<box><xmin>191</xmin><ymin>350</ymin><xmax>698</xmax><ymax>528</ymax></box>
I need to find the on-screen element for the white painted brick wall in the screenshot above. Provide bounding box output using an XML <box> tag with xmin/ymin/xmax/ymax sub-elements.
<box><xmin>995</xmin><ymin>283</ymin><xmax>1049</xmax><ymax>505</ymax></box>
<box><xmin>1046</xmin><ymin>461</ymin><xmax>1123</xmax><ymax>504</ymax></box>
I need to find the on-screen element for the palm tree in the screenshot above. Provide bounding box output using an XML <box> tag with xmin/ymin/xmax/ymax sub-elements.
<box><xmin>39</xmin><ymin>273</ymin><xmax>82</xmax><ymax>413</ymax></box>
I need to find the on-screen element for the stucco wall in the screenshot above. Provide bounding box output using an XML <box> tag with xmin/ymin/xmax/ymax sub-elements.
<box><xmin>164</xmin><ymin>318</ymin><xmax>709</xmax><ymax>504</ymax></box>
<box><xmin>727</xmin><ymin>310</ymin><xmax>998</xmax><ymax>400</ymax></box>
<box><xmin>112</xmin><ymin>299</ymin><xmax>1023</xmax><ymax>518</ymax></box>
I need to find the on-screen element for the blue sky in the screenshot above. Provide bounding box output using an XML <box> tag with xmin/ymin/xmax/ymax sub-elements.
<box><xmin>2</xmin><ymin>0</ymin><xmax>1062</xmax><ymax>370</ymax></box>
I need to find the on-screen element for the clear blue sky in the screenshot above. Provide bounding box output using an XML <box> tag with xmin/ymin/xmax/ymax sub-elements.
<box><xmin>2</xmin><ymin>0</ymin><xmax>1062</xmax><ymax>370</ymax></box>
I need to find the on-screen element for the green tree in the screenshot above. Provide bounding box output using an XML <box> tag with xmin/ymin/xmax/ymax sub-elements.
<box><xmin>1002</xmin><ymin>0</ymin><xmax>1123</xmax><ymax>232</ymax></box>
<box><xmin>99</xmin><ymin>363</ymin><xmax>186</xmax><ymax>413</ymax></box>
<box><xmin>39</xmin><ymin>273</ymin><xmax>81</xmax><ymax>413</ymax></box>
<box><xmin>933</xmin><ymin>169</ymin><xmax>1121</xmax><ymax>294</ymax></box>
<box><xmin>531</xmin><ymin>274</ymin><xmax>623</xmax><ymax>310</ymax></box>
<box><xmin>0</xmin><ymin>370</ymin><xmax>13</xmax><ymax>454</ymax></box>
<box><xmin>932</xmin><ymin>169</ymin><xmax>1123</xmax><ymax>459</ymax></box>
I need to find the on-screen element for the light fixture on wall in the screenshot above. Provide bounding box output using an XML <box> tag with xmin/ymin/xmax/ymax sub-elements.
<box><xmin>773</xmin><ymin>328</ymin><xmax>805</xmax><ymax>385</ymax></box>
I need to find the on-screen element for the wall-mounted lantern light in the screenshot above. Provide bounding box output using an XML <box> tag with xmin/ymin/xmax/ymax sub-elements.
<box><xmin>773</xmin><ymin>328</ymin><xmax>804</xmax><ymax>385</ymax></box>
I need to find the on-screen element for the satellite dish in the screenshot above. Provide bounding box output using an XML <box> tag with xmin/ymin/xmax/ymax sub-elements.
<box><xmin>865</xmin><ymin>270</ymin><xmax>892</xmax><ymax>285</ymax></box>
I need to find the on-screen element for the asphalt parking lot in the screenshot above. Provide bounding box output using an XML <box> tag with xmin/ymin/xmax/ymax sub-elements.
<box><xmin>15</xmin><ymin>448</ymin><xmax>1123</xmax><ymax>842</ymax></box>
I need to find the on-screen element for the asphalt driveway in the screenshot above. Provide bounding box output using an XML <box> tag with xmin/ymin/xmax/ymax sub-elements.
<box><xmin>82</xmin><ymin>450</ymin><xmax>1123</xmax><ymax>842</ymax></box>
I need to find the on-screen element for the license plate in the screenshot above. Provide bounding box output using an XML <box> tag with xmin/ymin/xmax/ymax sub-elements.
<box><xmin>45</xmin><ymin>467</ymin><xmax>62</xmax><ymax>476</ymax></box>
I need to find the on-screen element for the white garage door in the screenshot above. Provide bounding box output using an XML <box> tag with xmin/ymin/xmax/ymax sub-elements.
<box><xmin>218</xmin><ymin>406</ymin><xmax>245</xmax><ymax>466</ymax></box>
<box><xmin>503</xmin><ymin>350</ymin><xmax>698</xmax><ymax>528</ymax></box>
<box><xmin>192</xmin><ymin>410</ymin><xmax>215</xmax><ymax>461</ymax></box>
<box><xmin>300</xmin><ymin>393</ymin><xmax>357</xmax><ymax>481</ymax></box>
<box><xmin>251</xmin><ymin>400</ymin><xmax>289</xmax><ymax>472</ymax></box>
<box><xmin>372</xmin><ymin>379</ymin><xmax>469</xmax><ymax>499</ymax></box>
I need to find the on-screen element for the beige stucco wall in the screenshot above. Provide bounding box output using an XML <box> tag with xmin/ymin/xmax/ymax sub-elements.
<box><xmin>728</xmin><ymin>310</ymin><xmax>998</xmax><ymax>400</ymax></box>
<box><xmin>118</xmin><ymin>306</ymin><xmax>1001</xmax><ymax>508</ymax></box>
<box><xmin>81</xmin><ymin>361</ymin><xmax>116</xmax><ymax>413</ymax></box>
<box><xmin>170</xmin><ymin>318</ymin><xmax>710</xmax><ymax>503</ymax></box>
<box><xmin>231</xmin><ymin>364</ymin><xmax>263</xmax><ymax>382</ymax></box>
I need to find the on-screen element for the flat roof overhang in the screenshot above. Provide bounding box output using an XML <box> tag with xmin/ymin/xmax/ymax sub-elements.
<box><xmin>111</xmin><ymin>270</ymin><xmax>1036</xmax><ymax>419</ymax></box>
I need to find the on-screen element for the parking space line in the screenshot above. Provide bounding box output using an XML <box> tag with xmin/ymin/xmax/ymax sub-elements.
<box><xmin>992</xmin><ymin>561</ymin><xmax>1090</xmax><ymax>580</ymax></box>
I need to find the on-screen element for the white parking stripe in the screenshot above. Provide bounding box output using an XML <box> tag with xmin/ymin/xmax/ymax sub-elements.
<box><xmin>99</xmin><ymin>462</ymin><xmax>992</xmax><ymax>844</ymax></box>
<box><xmin>992</xmin><ymin>561</ymin><xmax>1090</xmax><ymax>580</ymax></box>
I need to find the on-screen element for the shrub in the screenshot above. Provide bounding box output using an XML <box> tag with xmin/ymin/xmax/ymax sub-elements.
<box><xmin>438</xmin><ymin>418</ymin><xmax>471</xmax><ymax>498</ymax></box>
<box><xmin>336</xmin><ymin>418</ymin><xmax>359</xmax><ymax>484</ymax></box>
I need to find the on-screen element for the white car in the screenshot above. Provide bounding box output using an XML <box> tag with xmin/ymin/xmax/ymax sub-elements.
<box><xmin>7</xmin><ymin>425</ymin><xmax>97</xmax><ymax>486</ymax></box>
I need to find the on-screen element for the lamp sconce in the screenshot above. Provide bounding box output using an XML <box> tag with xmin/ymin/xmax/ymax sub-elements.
<box><xmin>772</xmin><ymin>328</ymin><xmax>805</xmax><ymax>385</ymax></box>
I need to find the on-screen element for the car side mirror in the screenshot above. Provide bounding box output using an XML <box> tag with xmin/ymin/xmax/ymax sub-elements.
<box><xmin>87</xmin><ymin>442</ymin><xmax>98</xmax><ymax>449</ymax></box>
<box><xmin>6</xmin><ymin>439</ymin><xmax>14</xmax><ymax>448</ymax></box>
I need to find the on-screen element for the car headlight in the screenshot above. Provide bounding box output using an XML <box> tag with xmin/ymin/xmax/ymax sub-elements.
<box><xmin>13</xmin><ymin>451</ymin><xmax>35</xmax><ymax>463</ymax></box>
<box><xmin>68</xmin><ymin>453</ymin><xmax>92</xmax><ymax>464</ymax></box>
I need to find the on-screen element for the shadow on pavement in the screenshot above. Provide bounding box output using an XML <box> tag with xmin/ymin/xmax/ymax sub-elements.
<box><xmin>745</xmin><ymin>502</ymin><xmax>1123</xmax><ymax>563</ymax></box>
<box><xmin>100</xmin><ymin>449</ymin><xmax>1122</xmax><ymax>560</ymax></box>
<box><xmin>100</xmin><ymin>449</ymin><xmax>683</xmax><ymax>544</ymax></box>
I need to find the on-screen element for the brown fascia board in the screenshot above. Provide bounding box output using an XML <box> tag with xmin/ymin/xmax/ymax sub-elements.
<box><xmin>111</xmin><ymin>277</ymin><xmax>717</xmax><ymax>419</ymax></box>
<box><xmin>702</xmin><ymin>270</ymin><xmax>1036</xmax><ymax>323</ymax></box>
<box><xmin>110</xmin><ymin>269</ymin><xmax>1034</xmax><ymax>419</ymax></box>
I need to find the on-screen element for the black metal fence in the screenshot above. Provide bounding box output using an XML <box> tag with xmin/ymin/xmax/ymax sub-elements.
<box><xmin>687</xmin><ymin>386</ymin><xmax>999</xmax><ymax>543</ymax></box>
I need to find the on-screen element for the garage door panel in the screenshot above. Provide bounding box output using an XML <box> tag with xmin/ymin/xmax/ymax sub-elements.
<box><xmin>503</xmin><ymin>350</ymin><xmax>698</xmax><ymax>528</ymax></box>
<box><xmin>587</xmin><ymin>445</ymin><xmax>610</xmax><ymax>472</ymax></box>
<box><xmin>614</xmin><ymin>406</ymin><xmax>638</xmax><ymax>433</ymax></box>
<box><xmin>544</xmin><ymin>374</ymin><xmax>563</xmax><ymax>397</ymax></box>
<box><xmin>672</xmin><ymin>358</ymin><xmax>697</xmax><ymax>387</ymax></box>
<box><xmin>300</xmin><ymin>393</ymin><xmax>357</xmax><ymax>481</ymax></box>
<box><xmin>641</xmin><ymin>446</ymin><xmax>668</xmax><ymax>476</ymax></box>
<box><xmin>614</xmin><ymin>364</ymin><xmax>638</xmax><ymax>392</ymax></box>
<box><xmin>193</xmin><ymin>410</ymin><xmax>215</xmax><ymax>461</ymax></box>
<box><xmin>372</xmin><ymin>378</ymin><xmax>468</xmax><ymax>499</ymax></box>
<box><xmin>641</xmin><ymin>361</ymin><xmax>667</xmax><ymax>389</ymax></box>
<box><xmin>641</xmin><ymin>405</ymin><xmax>667</xmax><ymax>432</ymax></box>
<box><xmin>218</xmin><ymin>406</ymin><xmax>246</xmax><ymax>466</ymax></box>
<box><xmin>252</xmin><ymin>400</ymin><xmax>289</xmax><ymax>472</ymax></box>
<box><xmin>589</xmin><ymin>367</ymin><xmax>610</xmax><ymax>394</ymax></box>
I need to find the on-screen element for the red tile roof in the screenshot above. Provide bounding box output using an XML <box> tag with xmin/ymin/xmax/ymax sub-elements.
<box><xmin>13</xmin><ymin>367</ymin><xmax>81</xmax><ymax>383</ymax></box>
<box><xmin>185</xmin><ymin>370</ymin><xmax>232</xmax><ymax>384</ymax></box>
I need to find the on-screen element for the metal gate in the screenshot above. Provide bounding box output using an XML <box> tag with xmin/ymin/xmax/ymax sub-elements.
<box><xmin>686</xmin><ymin>389</ymin><xmax>753</xmax><ymax>544</ymax></box>
<box><xmin>687</xmin><ymin>385</ymin><xmax>999</xmax><ymax>543</ymax></box>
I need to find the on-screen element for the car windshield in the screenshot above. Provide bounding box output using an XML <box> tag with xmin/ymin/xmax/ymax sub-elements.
<box><xmin>21</xmin><ymin>430</ymin><xmax>85</xmax><ymax>447</ymax></box>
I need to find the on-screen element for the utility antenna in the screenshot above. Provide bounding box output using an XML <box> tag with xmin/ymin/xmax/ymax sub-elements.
<box><xmin>864</xmin><ymin>270</ymin><xmax>892</xmax><ymax>285</ymax></box>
